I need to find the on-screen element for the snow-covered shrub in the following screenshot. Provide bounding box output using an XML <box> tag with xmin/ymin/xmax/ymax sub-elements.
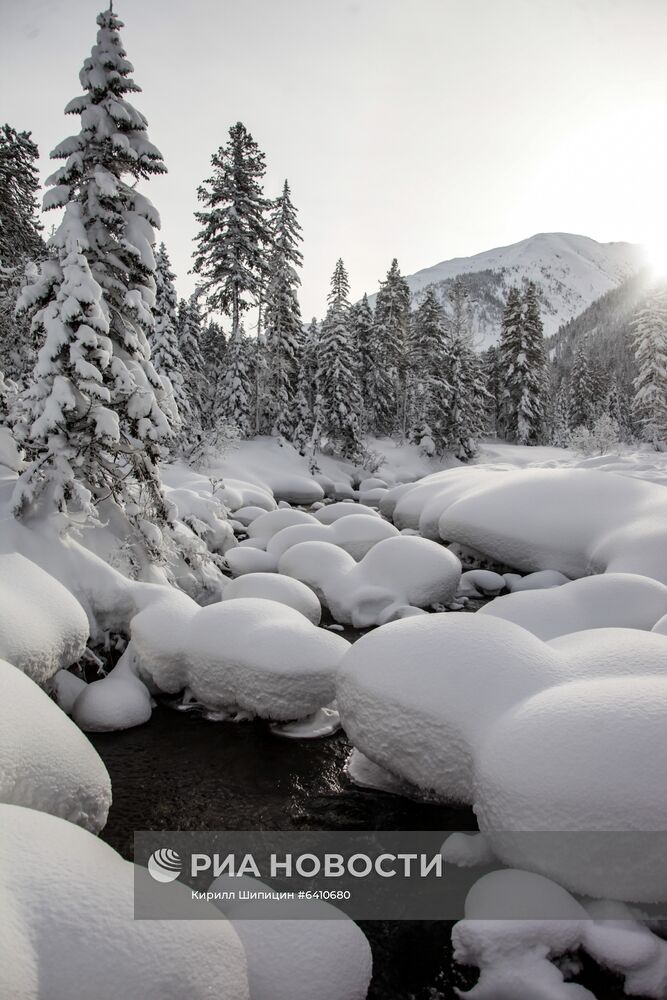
<box><xmin>568</xmin><ymin>414</ymin><xmax>621</xmax><ymax>455</ymax></box>
<box><xmin>0</xmin><ymin>659</ymin><xmax>110</xmax><ymax>832</ymax></box>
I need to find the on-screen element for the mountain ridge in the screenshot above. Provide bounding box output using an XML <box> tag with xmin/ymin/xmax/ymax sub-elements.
<box><xmin>366</xmin><ymin>233</ymin><xmax>646</xmax><ymax>349</ymax></box>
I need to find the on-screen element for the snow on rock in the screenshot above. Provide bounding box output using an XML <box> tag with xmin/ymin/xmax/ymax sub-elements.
<box><xmin>313</xmin><ymin>501</ymin><xmax>381</xmax><ymax>524</ymax></box>
<box><xmin>266</xmin><ymin>474</ymin><xmax>324</xmax><ymax>505</ymax></box>
<box><xmin>505</xmin><ymin>569</ymin><xmax>570</xmax><ymax>592</ymax></box>
<box><xmin>0</xmin><ymin>804</ymin><xmax>249</xmax><ymax>1000</ymax></box>
<box><xmin>336</xmin><ymin>614</ymin><xmax>558</xmax><ymax>802</ymax></box>
<box><xmin>0</xmin><ymin>553</ymin><xmax>89</xmax><ymax>683</ymax></box>
<box><xmin>451</xmin><ymin>869</ymin><xmax>591</xmax><ymax>1000</ymax></box>
<box><xmin>207</xmin><ymin>872</ymin><xmax>372</xmax><ymax>1000</ymax></box>
<box><xmin>473</xmin><ymin>675</ymin><xmax>667</xmax><ymax>901</ymax></box>
<box><xmin>226</xmin><ymin>547</ymin><xmax>279</xmax><ymax>576</ymax></box>
<box><xmin>72</xmin><ymin>648</ymin><xmax>153</xmax><ymax>732</ymax></box>
<box><xmin>52</xmin><ymin>669</ymin><xmax>88</xmax><ymax>715</ymax></box>
<box><xmin>479</xmin><ymin>573</ymin><xmax>667</xmax><ymax>640</ymax></box>
<box><xmin>549</xmin><ymin>627</ymin><xmax>667</xmax><ymax>680</ymax></box>
<box><xmin>652</xmin><ymin>613</ymin><xmax>667</xmax><ymax>636</ymax></box>
<box><xmin>279</xmin><ymin>536</ymin><xmax>461</xmax><ymax>627</ymax></box>
<box><xmin>222</xmin><ymin>572</ymin><xmax>321</xmax><ymax>625</ymax></box>
<box><xmin>458</xmin><ymin>570</ymin><xmax>506</xmax><ymax>597</ymax></box>
<box><xmin>433</xmin><ymin>468</ymin><xmax>667</xmax><ymax>583</ymax></box>
<box><xmin>267</xmin><ymin>515</ymin><xmax>399</xmax><ymax>562</ymax></box>
<box><xmin>246</xmin><ymin>508</ymin><xmax>317</xmax><ymax>547</ymax></box>
<box><xmin>234</xmin><ymin>505</ymin><xmax>269</xmax><ymax>527</ymax></box>
<box><xmin>452</xmin><ymin>869</ymin><xmax>667</xmax><ymax>1000</ymax></box>
<box><xmin>133</xmin><ymin>597</ymin><xmax>349</xmax><ymax>720</ymax></box>
<box><xmin>0</xmin><ymin>659</ymin><xmax>110</xmax><ymax>833</ymax></box>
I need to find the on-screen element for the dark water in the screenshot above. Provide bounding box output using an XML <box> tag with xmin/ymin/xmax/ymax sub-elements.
<box><xmin>91</xmin><ymin>706</ymin><xmax>478</xmax><ymax>1000</ymax></box>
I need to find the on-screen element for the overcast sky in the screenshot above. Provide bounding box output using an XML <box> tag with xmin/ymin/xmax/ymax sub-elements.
<box><xmin>3</xmin><ymin>0</ymin><xmax>667</xmax><ymax>318</ymax></box>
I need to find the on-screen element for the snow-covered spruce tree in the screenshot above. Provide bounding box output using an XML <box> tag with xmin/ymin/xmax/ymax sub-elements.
<box><xmin>551</xmin><ymin>379</ymin><xmax>571</xmax><ymax>446</ymax></box>
<box><xmin>0</xmin><ymin>124</ymin><xmax>45</xmax><ymax>384</ymax></box>
<box><xmin>569</xmin><ymin>342</ymin><xmax>595</xmax><ymax>431</ymax></box>
<box><xmin>176</xmin><ymin>293</ymin><xmax>207</xmax><ymax>437</ymax></box>
<box><xmin>200</xmin><ymin>317</ymin><xmax>226</xmax><ymax>412</ymax></box>
<box><xmin>349</xmin><ymin>293</ymin><xmax>374</xmax><ymax>428</ymax></box>
<box><xmin>193</xmin><ymin>122</ymin><xmax>272</xmax><ymax>342</ymax></box>
<box><xmin>497</xmin><ymin>282</ymin><xmax>546</xmax><ymax>444</ymax></box>
<box><xmin>632</xmin><ymin>287</ymin><xmax>667</xmax><ymax>450</ymax></box>
<box><xmin>371</xmin><ymin>259</ymin><xmax>411</xmax><ymax>435</ymax></box>
<box><xmin>13</xmin><ymin>8</ymin><xmax>174</xmax><ymax>548</ymax></box>
<box><xmin>263</xmin><ymin>180</ymin><xmax>303</xmax><ymax>437</ymax></box>
<box><xmin>315</xmin><ymin>259</ymin><xmax>363</xmax><ymax>459</ymax></box>
<box><xmin>216</xmin><ymin>323</ymin><xmax>254</xmax><ymax>438</ymax></box>
<box><xmin>410</xmin><ymin>287</ymin><xmax>450</xmax><ymax>450</ymax></box>
<box><xmin>150</xmin><ymin>244</ymin><xmax>190</xmax><ymax>438</ymax></box>
<box><xmin>482</xmin><ymin>344</ymin><xmax>501</xmax><ymax>435</ymax></box>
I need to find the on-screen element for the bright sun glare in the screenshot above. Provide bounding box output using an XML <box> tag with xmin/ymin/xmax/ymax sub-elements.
<box><xmin>646</xmin><ymin>240</ymin><xmax>667</xmax><ymax>280</ymax></box>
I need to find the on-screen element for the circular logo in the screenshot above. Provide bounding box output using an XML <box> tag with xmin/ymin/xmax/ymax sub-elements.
<box><xmin>148</xmin><ymin>848</ymin><xmax>182</xmax><ymax>883</ymax></box>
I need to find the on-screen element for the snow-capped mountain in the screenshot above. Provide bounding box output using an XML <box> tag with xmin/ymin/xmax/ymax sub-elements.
<box><xmin>369</xmin><ymin>233</ymin><xmax>646</xmax><ymax>349</ymax></box>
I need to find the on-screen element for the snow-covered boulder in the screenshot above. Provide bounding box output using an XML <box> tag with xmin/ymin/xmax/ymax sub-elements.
<box><xmin>234</xmin><ymin>505</ymin><xmax>269</xmax><ymax>527</ymax></box>
<box><xmin>267</xmin><ymin>515</ymin><xmax>399</xmax><ymax>562</ymax></box>
<box><xmin>337</xmin><ymin>614</ymin><xmax>559</xmax><ymax>802</ymax></box>
<box><xmin>222</xmin><ymin>572</ymin><xmax>321</xmax><ymax>624</ymax></box>
<box><xmin>458</xmin><ymin>569</ymin><xmax>506</xmax><ymax>597</ymax></box>
<box><xmin>133</xmin><ymin>597</ymin><xmax>349</xmax><ymax>720</ymax></box>
<box><xmin>0</xmin><ymin>804</ymin><xmax>249</xmax><ymax>1000</ymax></box>
<box><xmin>0</xmin><ymin>659</ymin><xmax>110</xmax><ymax>833</ymax></box>
<box><xmin>264</xmin><ymin>474</ymin><xmax>324</xmax><ymax>505</ymax></box>
<box><xmin>505</xmin><ymin>569</ymin><xmax>570</xmax><ymax>592</ymax></box>
<box><xmin>72</xmin><ymin>648</ymin><xmax>153</xmax><ymax>732</ymax></box>
<box><xmin>313</xmin><ymin>501</ymin><xmax>381</xmax><ymax>524</ymax></box>
<box><xmin>478</xmin><ymin>573</ymin><xmax>667</xmax><ymax>640</ymax></box>
<box><xmin>280</xmin><ymin>536</ymin><xmax>462</xmax><ymax>627</ymax></box>
<box><xmin>208</xmin><ymin>873</ymin><xmax>372</xmax><ymax>1000</ymax></box>
<box><xmin>222</xmin><ymin>477</ymin><xmax>276</xmax><ymax>511</ymax></box>
<box><xmin>549</xmin><ymin>627</ymin><xmax>667</xmax><ymax>681</ymax></box>
<box><xmin>474</xmin><ymin>675</ymin><xmax>667</xmax><ymax>901</ymax></box>
<box><xmin>246</xmin><ymin>508</ymin><xmax>317</xmax><ymax>547</ymax></box>
<box><xmin>0</xmin><ymin>553</ymin><xmax>89</xmax><ymax>683</ymax></box>
<box><xmin>453</xmin><ymin>869</ymin><xmax>667</xmax><ymax>1000</ymax></box>
<box><xmin>226</xmin><ymin>547</ymin><xmax>279</xmax><ymax>576</ymax></box>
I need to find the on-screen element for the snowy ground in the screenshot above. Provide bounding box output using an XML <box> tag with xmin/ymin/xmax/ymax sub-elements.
<box><xmin>3</xmin><ymin>431</ymin><xmax>667</xmax><ymax>998</ymax></box>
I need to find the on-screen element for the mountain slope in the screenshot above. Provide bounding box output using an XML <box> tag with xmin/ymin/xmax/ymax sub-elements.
<box><xmin>368</xmin><ymin>233</ymin><xmax>645</xmax><ymax>349</ymax></box>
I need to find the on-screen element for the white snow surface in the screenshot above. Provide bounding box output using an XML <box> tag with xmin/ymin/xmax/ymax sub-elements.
<box><xmin>267</xmin><ymin>514</ymin><xmax>399</xmax><ymax>561</ymax></box>
<box><xmin>279</xmin><ymin>535</ymin><xmax>461</xmax><ymax>627</ymax></box>
<box><xmin>0</xmin><ymin>804</ymin><xmax>249</xmax><ymax>1000</ymax></box>
<box><xmin>0</xmin><ymin>659</ymin><xmax>111</xmax><ymax>833</ymax></box>
<box><xmin>222</xmin><ymin>572</ymin><xmax>321</xmax><ymax>624</ymax></box>
<box><xmin>226</xmin><ymin>547</ymin><xmax>279</xmax><ymax>576</ymax></box>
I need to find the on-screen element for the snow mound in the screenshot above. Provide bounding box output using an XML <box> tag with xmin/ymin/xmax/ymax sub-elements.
<box><xmin>505</xmin><ymin>569</ymin><xmax>570</xmax><ymax>592</ymax></box>
<box><xmin>133</xmin><ymin>597</ymin><xmax>349</xmax><ymax>720</ymax></box>
<box><xmin>0</xmin><ymin>552</ymin><xmax>89</xmax><ymax>683</ymax></box>
<box><xmin>458</xmin><ymin>569</ymin><xmax>506</xmax><ymax>596</ymax></box>
<box><xmin>222</xmin><ymin>572</ymin><xmax>321</xmax><ymax>624</ymax></box>
<box><xmin>264</xmin><ymin>474</ymin><xmax>324</xmax><ymax>505</ymax></box>
<box><xmin>279</xmin><ymin>536</ymin><xmax>461</xmax><ymax>627</ymax></box>
<box><xmin>226</xmin><ymin>547</ymin><xmax>279</xmax><ymax>576</ymax></box>
<box><xmin>234</xmin><ymin>505</ymin><xmax>269</xmax><ymax>526</ymax></box>
<box><xmin>0</xmin><ymin>804</ymin><xmax>248</xmax><ymax>1000</ymax></box>
<box><xmin>246</xmin><ymin>508</ymin><xmax>317</xmax><ymax>547</ymax></box>
<box><xmin>549</xmin><ymin>627</ymin><xmax>667</xmax><ymax>680</ymax></box>
<box><xmin>453</xmin><ymin>869</ymin><xmax>667</xmax><ymax>1000</ymax></box>
<box><xmin>72</xmin><ymin>648</ymin><xmax>153</xmax><ymax>732</ymax></box>
<box><xmin>474</xmin><ymin>675</ymin><xmax>667</xmax><ymax>900</ymax></box>
<box><xmin>208</xmin><ymin>873</ymin><xmax>372</xmax><ymax>1000</ymax></box>
<box><xmin>164</xmin><ymin>487</ymin><xmax>235</xmax><ymax>553</ymax></box>
<box><xmin>337</xmin><ymin>614</ymin><xmax>558</xmax><ymax>802</ymax></box>
<box><xmin>267</xmin><ymin>515</ymin><xmax>399</xmax><ymax>561</ymax></box>
<box><xmin>479</xmin><ymin>573</ymin><xmax>667</xmax><ymax>640</ymax></box>
<box><xmin>433</xmin><ymin>468</ymin><xmax>667</xmax><ymax>583</ymax></box>
<box><xmin>313</xmin><ymin>501</ymin><xmax>381</xmax><ymax>524</ymax></box>
<box><xmin>0</xmin><ymin>659</ymin><xmax>111</xmax><ymax>833</ymax></box>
